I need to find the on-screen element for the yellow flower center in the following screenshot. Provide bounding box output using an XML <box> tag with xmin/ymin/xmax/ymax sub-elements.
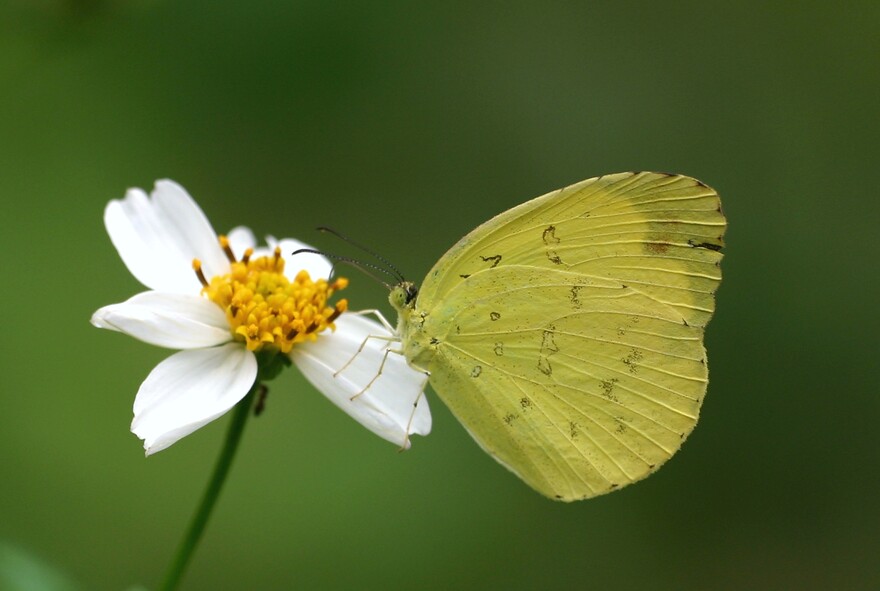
<box><xmin>193</xmin><ymin>236</ymin><xmax>348</xmax><ymax>354</ymax></box>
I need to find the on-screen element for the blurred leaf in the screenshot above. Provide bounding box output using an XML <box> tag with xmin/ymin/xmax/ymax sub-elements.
<box><xmin>0</xmin><ymin>542</ymin><xmax>81</xmax><ymax>591</ymax></box>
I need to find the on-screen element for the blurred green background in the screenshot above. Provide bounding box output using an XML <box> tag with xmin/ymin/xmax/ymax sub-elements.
<box><xmin>2</xmin><ymin>1</ymin><xmax>878</xmax><ymax>589</ymax></box>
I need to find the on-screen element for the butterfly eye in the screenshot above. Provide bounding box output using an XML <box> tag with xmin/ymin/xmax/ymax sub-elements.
<box><xmin>389</xmin><ymin>282</ymin><xmax>418</xmax><ymax>310</ymax></box>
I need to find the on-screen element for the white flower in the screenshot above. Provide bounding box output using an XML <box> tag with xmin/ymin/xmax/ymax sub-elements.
<box><xmin>92</xmin><ymin>180</ymin><xmax>430</xmax><ymax>455</ymax></box>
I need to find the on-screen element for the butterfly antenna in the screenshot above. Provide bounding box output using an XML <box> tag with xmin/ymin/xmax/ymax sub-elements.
<box><xmin>291</xmin><ymin>248</ymin><xmax>398</xmax><ymax>290</ymax></box>
<box><xmin>317</xmin><ymin>226</ymin><xmax>406</xmax><ymax>283</ymax></box>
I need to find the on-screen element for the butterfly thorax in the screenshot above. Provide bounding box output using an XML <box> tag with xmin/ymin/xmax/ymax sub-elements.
<box><xmin>389</xmin><ymin>281</ymin><xmax>436</xmax><ymax>370</ymax></box>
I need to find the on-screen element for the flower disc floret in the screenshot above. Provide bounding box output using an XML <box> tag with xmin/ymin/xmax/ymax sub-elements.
<box><xmin>196</xmin><ymin>242</ymin><xmax>348</xmax><ymax>354</ymax></box>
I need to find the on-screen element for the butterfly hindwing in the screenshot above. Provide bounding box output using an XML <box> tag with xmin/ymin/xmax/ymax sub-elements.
<box><xmin>421</xmin><ymin>266</ymin><xmax>708</xmax><ymax>501</ymax></box>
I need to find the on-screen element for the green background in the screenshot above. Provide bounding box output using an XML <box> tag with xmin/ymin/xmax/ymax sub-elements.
<box><xmin>2</xmin><ymin>1</ymin><xmax>878</xmax><ymax>589</ymax></box>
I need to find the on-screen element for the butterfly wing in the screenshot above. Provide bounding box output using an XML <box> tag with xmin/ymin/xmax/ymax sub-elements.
<box><xmin>417</xmin><ymin>172</ymin><xmax>724</xmax><ymax>329</ymax></box>
<box><xmin>412</xmin><ymin>172</ymin><xmax>724</xmax><ymax>500</ymax></box>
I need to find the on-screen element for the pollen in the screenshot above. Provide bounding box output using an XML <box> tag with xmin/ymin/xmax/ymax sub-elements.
<box><xmin>196</xmin><ymin>239</ymin><xmax>348</xmax><ymax>354</ymax></box>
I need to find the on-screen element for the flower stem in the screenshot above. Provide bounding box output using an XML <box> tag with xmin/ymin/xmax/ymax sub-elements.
<box><xmin>159</xmin><ymin>384</ymin><xmax>257</xmax><ymax>591</ymax></box>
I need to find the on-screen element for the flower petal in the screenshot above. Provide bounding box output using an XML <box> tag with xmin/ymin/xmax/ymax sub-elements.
<box><xmin>91</xmin><ymin>291</ymin><xmax>232</xmax><ymax>349</ymax></box>
<box><xmin>131</xmin><ymin>343</ymin><xmax>257</xmax><ymax>454</ymax></box>
<box><xmin>291</xmin><ymin>313</ymin><xmax>431</xmax><ymax>448</ymax></box>
<box><xmin>104</xmin><ymin>180</ymin><xmax>228</xmax><ymax>293</ymax></box>
<box><xmin>269</xmin><ymin>236</ymin><xmax>333</xmax><ymax>281</ymax></box>
<box><xmin>226</xmin><ymin>226</ymin><xmax>257</xmax><ymax>259</ymax></box>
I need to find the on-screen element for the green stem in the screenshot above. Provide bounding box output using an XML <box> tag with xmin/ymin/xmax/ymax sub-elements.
<box><xmin>159</xmin><ymin>384</ymin><xmax>257</xmax><ymax>591</ymax></box>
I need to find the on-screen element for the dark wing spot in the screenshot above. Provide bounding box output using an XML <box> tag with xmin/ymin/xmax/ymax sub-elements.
<box><xmin>542</xmin><ymin>225</ymin><xmax>564</xmax><ymax>264</ymax></box>
<box><xmin>537</xmin><ymin>358</ymin><xmax>552</xmax><ymax>376</ymax></box>
<box><xmin>542</xmin><ymin>225</ymin><xmax>560</xmax><ymax>245</ymax></box>
<box><xmin>537</xmin><ymin>326</ymin><xmax>560</xmax><ymax>376</ymax></box>
<box><xmin>622</xmin><ymin>349</ymin><xmax>643</xmax><ymax>374</ymax></box>
<box><xmin>687</xmin><ymin>239</ymin><xmax>723</xmax><ymax>252</ymax></box>
<box><xmin>494</xmin><ymin>342</ymin><xmax>504</xmax><ymax>356</ymax></box>
<box><xmin>489</xmin><ymin>311</ymin><xmax>501</xmax><ymax>321</ymax></box>
<box><xmin>480</xmin><ymin>254</ymin><xmax>502</xmax><ymax>268</ymax></box>
<box><xmin>570</xmin><ymin>285</ymin><xmax>583</xmax><ymax>309</ymax></box>
<box><xmin>470</xmin><ymin>365</ymin><xmax>482</xmax><ymax>378</ymax></box>
<box><xmin>645</xmin><ymin>241</ymin><xmax>671</xmax><ymax>254</ymax></box>
<box><xmin>600</xmin><ymin>378</ymin><xmax>619</xmax><ymax>401</ymax></box>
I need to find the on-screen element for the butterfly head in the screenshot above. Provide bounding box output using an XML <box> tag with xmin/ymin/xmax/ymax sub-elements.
<box><xmin>389</xmin><ymin>281</ymin><xmax>418</xmax><ymax>312</ymax></box>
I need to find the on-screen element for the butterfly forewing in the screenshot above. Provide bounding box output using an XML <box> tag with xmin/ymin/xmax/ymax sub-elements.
<box><xmin>417</xmin><ymin>172</ymin><xmax>724</xmax><ymax>328</ymax></box>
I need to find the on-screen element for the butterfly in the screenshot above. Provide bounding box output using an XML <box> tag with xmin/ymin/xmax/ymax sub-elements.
<box><xmin>389</xmin><ymin>172</ymin><xmax>725</xmax><ymax>501</ymax></box>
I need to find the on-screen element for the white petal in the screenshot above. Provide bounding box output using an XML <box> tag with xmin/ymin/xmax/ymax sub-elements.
<box><xmin>291</xmin><ymin>313</ymin><xmax>431</xmax><ymax>448</ymax></box>
<box><xmin>131</xmin><ymin>344</ymin><xmax>257</xmax><ymax>454</ymax></box>
<box><xmin>104</xmin><ymin>180</ymin><xmax>228</xmax><ymax>293</ymax></box>
<box><xmin>226</xmin><ymin>226</ymin><xmax>257</xmax><ymax>259</ymax></box>
<box><xmin>91</xmin><ymin>291</ymin><xmax>232</xmax><ymax>349</ymax></box>
<box><xmin>270</xmin><ymin>236</ymin><xmax>333</xmax><ymax>281</ymax></box>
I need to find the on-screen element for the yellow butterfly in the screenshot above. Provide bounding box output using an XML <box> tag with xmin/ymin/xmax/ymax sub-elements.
<box><xmin>390</xmin><ymin>172</ymin><xmax>725</xmax><ymax>501</ymax></box>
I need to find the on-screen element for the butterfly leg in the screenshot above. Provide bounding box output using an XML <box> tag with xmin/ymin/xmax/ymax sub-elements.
<box><xmin>398</xmin><ymin>367</ymin><xmax>431</xmax><ymax>452</ymax></box>
<box><xmin>349</xmin><ymin>344</ymin><xmax>408</xmax><ymax>400</ymax></box>
<box><xmin>334</xmin><ymin>333</ymin><xmax>400</xmax><ymax>378</ymax></box>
